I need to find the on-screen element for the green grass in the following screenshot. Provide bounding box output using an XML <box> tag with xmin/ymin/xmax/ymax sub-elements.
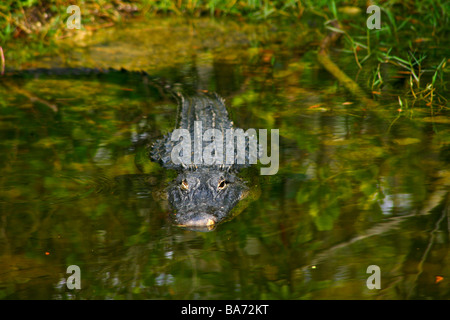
<box><xmin>1</xmin><ymin>1</ymin><xmax>448</xmax><ymax>46</ymax></box>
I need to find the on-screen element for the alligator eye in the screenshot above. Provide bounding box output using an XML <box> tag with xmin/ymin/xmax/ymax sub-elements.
<box><xmin>217</xmin><ymin>180</ymin><xmax>227</xmax><ymax>190</ymax></box>
<box><xmin>181</xmin><ymin>179</ymin><xmax>189</xmax><ymax>190</ymax></box>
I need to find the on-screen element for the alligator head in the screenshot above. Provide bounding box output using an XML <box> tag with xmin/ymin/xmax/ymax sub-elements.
<box><xmin>167</xmin><ymin>168</ymin><xmax>247</xmax><ymax>230</ymax></box>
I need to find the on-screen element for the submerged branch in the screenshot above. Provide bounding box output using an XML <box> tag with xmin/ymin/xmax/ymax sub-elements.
<box><xmin>317</xmin><ymin>20</ymin><xmax>378</xmax><ymax>109</ymax></box>
<box><xmin>2</xmin><ymin>81</ymin><xmax>58</xmax><ymax>112</ymax></box>
<box><xmin>303</xmin><ymin>170</ymin><xmax>450</xmax><ymax>271</ymax></box>
<box><xmin>407</xmin><ymin>193</ymin><xmax>449</xmax><ymax>299</ymax></box>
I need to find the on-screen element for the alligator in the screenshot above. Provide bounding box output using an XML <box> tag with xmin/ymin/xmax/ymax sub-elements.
<box><xmin>1</xmin><ymin>67</ymin><xmax>260</xmax><ymax>231</ymax></box>
<box><xmin>150</xmin><ymin>92</ymin><xmax>259</xmax><ymax>229</ymax></box>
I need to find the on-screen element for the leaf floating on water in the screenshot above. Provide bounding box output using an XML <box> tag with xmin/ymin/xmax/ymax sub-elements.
<box><xmin>393</xmin><ymin>138</ymin><xmax>421</xmax><ymax>145</ymax></box>
<box><xmin>308</xmin><ymin>103</ymin><xmax>323</xmax><ymax>109</ymax></box>
<box><xmin>308</xmin><ymin>103</ymin><xmax>328</xmax><ymax>111</ymax></box>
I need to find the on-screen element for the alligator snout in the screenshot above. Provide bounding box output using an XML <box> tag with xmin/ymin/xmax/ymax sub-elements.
<box><xmin>173</xmin><ymin>211</ymin><xmax>217</xmax><ymax>226</ymax></box>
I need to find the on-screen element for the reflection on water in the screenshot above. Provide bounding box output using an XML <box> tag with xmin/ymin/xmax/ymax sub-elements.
<box><xmin>0</xmin><ymin>18</ymin><xmax>449</xmax><ymax>300</ymax></box>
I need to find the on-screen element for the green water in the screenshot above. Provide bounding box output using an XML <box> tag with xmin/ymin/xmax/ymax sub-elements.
<box><xmin>0</xmin><ymin>18</ymin><xmax>449</xmax><ymax>300</ymax></box>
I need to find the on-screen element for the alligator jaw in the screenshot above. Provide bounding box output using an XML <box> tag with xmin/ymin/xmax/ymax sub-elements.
<box><xmin>175</xmin><ymin>214</ymin><xmax>217</xmax><ymax>231</ymax></box>
<box><xmin>175</xmin><ymin>214</ymin><xmax>216</xmax><ymax>227</ymax></box>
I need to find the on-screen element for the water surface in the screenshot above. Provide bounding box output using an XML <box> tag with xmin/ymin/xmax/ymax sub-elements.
<box><xmin>0</xmin><ymin>17</ymin><xmax>449</xmax><ymax>300</ymax></box>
